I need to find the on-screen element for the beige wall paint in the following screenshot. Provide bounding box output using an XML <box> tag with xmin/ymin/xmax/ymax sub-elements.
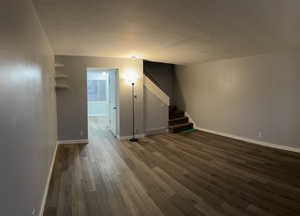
<box><xmin>175</xmin><ymin>51</ymin><xmax>300</xmax><ymax>149</ymax></box>
<box><xmin>0</xmin><ymin>0</ymin><xmax>57</xmax><ymax>215</ymax></box>
<box><xmin>55</xmin><ymin>56</ymin><xmax>144</xmax><ymax>139</ymax></box>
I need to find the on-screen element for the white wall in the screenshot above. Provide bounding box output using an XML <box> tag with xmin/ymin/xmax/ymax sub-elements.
<box><xmin>0</xmin><ymin>0</ymin><xmax>57</xmax><ymax>215</ymax></box>
<box><xmin>175</xmin><ymin>51</ymin><xmax>300</xmax><ymax>149</ymax></box>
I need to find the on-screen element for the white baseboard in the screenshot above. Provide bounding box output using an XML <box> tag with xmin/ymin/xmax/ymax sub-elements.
<box><xmin>145</xmin><ymin>127</ymin><xmax>168</xmax><ymax>136</ymax></box>
<box><xmin>118</xmin><ymin>134</ymin><xmax>145</xmax><ymax>140</ymax></box>
<box><xmin>185</xmin><ymin>112</ymin><xmax>300</xmax><ymax>154</ymax></box>
<box><xmin>185</xmin><ymin>112</ymin><xmax>196</xmax><ymax>125</ymax></box>
<box><xmin>58</xmin><ymin>139</ymin><xmax>89</xmax><ymax>145</ymax></box>
<box><xmin>39</xmin><ymin>142</ymin><xmax>58</xmax><ymax>216</ymax></box>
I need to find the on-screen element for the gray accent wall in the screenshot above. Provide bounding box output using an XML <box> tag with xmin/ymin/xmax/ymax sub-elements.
<box><xmin>175</xmin><ymin>51</ymin><xmax>300</xmax><ymax>149</ymax></box>
<box><xmin>0</xmin><ymin>0</ymin><xmax>57</xmax><ymax>215</ymax></box>
<box><xmin>55</xmin><ymin>55</ymin><xmax>144</xmax><ymax>140</ymax></box>
<box><xmin>144</xmin><ymin>60</ymin><xmax>175</xmax><ymax>105</ymax></box>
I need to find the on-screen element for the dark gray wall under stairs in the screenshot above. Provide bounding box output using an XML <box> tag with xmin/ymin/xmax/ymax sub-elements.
<box><xmin>143</xmin><ymin>60</ymin><xmax>175</xmax><ymax>105</ymax></box>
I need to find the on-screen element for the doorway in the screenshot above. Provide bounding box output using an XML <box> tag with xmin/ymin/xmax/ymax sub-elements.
<box><xmin>87</xmin><ymin>68</ymin><xmax>118</xmax><ymax>137</ymax></box>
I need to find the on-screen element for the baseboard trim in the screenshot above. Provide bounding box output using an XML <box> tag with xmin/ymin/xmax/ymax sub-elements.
<box><xmin>118</xmin><ymin>134</ymin><xmax>145</xmax><ymax>140</ymax></box>
<box><xmin>185</xmin><ymin>112</ymin><xmax>196</xmax><ymax>125</ymax></box>
<box><xmin>39</xmin><ymin>142</ymin><xmax>58</xmax><ymax>216</ymax></box>
<box><xmin>185</xmin><ymin>112</ymin><xmax>300</xmax><ymax>154</ymax></box>
<box><xmin>145</xmin><ymin>127</ymin><xmax>168</xmax><ymax>136</ymax></box>
<box><xmin>58</xmin><ymin>139</ymin><xmax>89</xmax><ymax>145</ymax></box>
<box><xmin>197</xmin><ymin>127</ymin><xmax>300</xmax><ymax>153</ymax></box>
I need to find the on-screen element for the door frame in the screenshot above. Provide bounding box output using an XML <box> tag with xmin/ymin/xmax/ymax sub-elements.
<box><xmin>86</xmin><ymin>67</ymin><xmax>119</xmax><ymax>137</ymax></box>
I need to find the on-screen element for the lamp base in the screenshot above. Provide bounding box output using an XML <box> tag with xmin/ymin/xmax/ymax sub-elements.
<box><xmin>129</xmin><ymin>137</ymin><xmax>139</xmax><ymax>142</ymax></box>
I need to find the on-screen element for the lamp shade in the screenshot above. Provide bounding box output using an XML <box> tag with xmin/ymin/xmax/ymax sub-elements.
<box><xmin>123</xmin><ymin>70</ymin><xmax>138</xmax><ymax>84</ymax></box>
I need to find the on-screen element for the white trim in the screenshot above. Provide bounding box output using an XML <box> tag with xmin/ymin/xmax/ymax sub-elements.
<box><xmin>145</xmin><ymin>127</ymin><xmax>169</xmax><ymax>136</ymax></box>
<box><xmin>185</xmin><ymin>112</ymin><xmax>196</xmax><ymax>125</ymax></box>
<box><xmin>58</xmin><ymin>139</ymin><xmax>89</xmax><ymax>145</ymax></box>
<box><xmin>197</xmin><ymin>127</ymin><xmax>300</xmax><ymax>153</ymax></box>
<box><xmin>144</xmin><ymin>75</ymin><xmax>170</xmax><ymax>106</ymax></box>
<box><xmin>118</xmin><ymin>134</ymin><xmax>145</xmax><ymax>140</ymax></box>
<box><xmin>39</xmin><ymin>142</ymin><xmax>58</xmax><ymax>216</ymax></box>
<box><xmin>186</xmin><ymin>112</ymin><xmax>300</xmax><ymax>154</ymax></box>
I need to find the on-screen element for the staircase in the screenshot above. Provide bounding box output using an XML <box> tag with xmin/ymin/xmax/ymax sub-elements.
<box><xmin>144</xmin><ymin>71</ymin><xmax>193</xmax><ymax>134</ymax></box>
<box><xmin>168</xmin><ymin>106</ymin><xmax>193</xmax><ymax>133</ymax></box>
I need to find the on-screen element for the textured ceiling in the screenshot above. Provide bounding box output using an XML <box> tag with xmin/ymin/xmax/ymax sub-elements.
<box><xmin>33</xmin><ymin>0</ymin><xmax>300</xmax><ymax>64</ymax></box>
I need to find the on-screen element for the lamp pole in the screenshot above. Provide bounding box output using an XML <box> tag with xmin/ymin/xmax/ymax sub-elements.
<box><xmin>129</xmin><ymin>82</ymin><xmax>138</xmax><ymax>142</ymax></box>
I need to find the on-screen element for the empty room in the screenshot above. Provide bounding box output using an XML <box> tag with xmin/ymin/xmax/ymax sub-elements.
<box><xmin>1</xmin><ymin>0</ymin><xmax>300</xmax><ymax>216</ymax></box>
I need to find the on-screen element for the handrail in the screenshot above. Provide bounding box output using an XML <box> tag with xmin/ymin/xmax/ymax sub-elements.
<box><xmin>144</xmin><ymin>75</ymin><xmax>170</xmax><ymax>106</ymax></box>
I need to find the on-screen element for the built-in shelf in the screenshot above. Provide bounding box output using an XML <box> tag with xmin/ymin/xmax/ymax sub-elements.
<box><xmin>55</xmin><ymin>84</ymin><xmax>70</xmax><ymax>89</ymax></box>
<box><xmin>55</xmin><ymin>63</ymin><xmax>68</xmax><ymax>90</ymax></box>
<box><xmin>55</xmin><ymin>74</ymin><xmax>68</xmax><ymax>79</ymax></box>
<box><xmin>55</xmin><ymin>63</ymin><xmax>64</xmax><ymax>68</ymax></box>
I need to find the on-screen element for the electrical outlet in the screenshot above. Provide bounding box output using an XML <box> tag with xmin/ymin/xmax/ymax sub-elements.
<box><xmin>258</xmin><ymin>131</ymin><xmax>262</xmax><ymax>138</ymax></box>
<box><xmin>31</xmin><ymin>208</ymin><xmax>36</xmax><ymax>216</ymax></box>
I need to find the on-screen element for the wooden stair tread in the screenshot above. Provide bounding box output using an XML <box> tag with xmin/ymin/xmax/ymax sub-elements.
<box><xmin>169</xmin><ymin>122</ymin><xmax>193</xmax><ymax>129</ymax></box>
<box><xmin>168</xmin><ymin>105</ymin><xmax>193</xmax><ymax>133</ymax></box>
<box><xmin>169</xmin><ymin>110</ymin><xmax>184</xmax><ymax>117</ymax></box>
<box><xmin>173</xmin><ymin>110</ymin><xmax>184</xmax><ymax>114</ymax></box>
<box><xmin>169</xmin><ymin>116</ymin><xmax>188</xmax><ymax>122</ymax></box>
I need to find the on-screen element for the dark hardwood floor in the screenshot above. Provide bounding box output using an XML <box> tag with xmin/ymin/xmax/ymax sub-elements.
<box><xmin>44</xmin><ymin>118</ymin><xmax>300</xmax><ymax>216</ymax></box>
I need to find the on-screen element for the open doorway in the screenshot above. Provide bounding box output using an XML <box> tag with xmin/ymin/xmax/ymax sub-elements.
<box><xmin>87</xmin><ymin>68</ymin><xmax>118</xmax><ymax>137</ymax></box>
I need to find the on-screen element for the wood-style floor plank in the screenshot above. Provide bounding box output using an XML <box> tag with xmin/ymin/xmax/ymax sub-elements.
<box><xmin>44</xmin><ymin>117</ymin><xmax>300</xmax><ymax>216</ymax></box>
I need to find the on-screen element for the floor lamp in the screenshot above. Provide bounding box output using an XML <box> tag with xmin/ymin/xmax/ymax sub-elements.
<box><xmin>129</xmin><ymin>81</ymin><xmax>138</xmax><ymax>142</ymax></box>
<box><xmin>124</xmin><ymin>71</ymin><xmax>138</xmax><ymax>142</ymax></box>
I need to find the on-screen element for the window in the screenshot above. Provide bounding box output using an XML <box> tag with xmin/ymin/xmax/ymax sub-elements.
<box><xmin>88</xmin><ymin>80</ymin><xmax>107</xmax><ymax>101</ymax></box>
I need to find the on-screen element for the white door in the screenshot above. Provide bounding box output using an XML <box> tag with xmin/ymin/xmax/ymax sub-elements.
<box><xmin>108</xmin><ymin>70</ymin><xmax>118</xmax><ymax>136</ymax></box>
